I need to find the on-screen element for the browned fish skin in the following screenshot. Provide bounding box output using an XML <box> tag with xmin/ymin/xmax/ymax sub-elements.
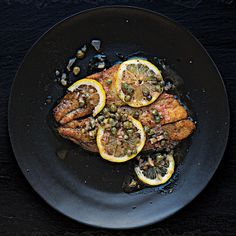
<box><xmin>54</xmin><ymin>91</ymin><xmax>81</xmax><ymax>123</ymax></box>
<box><xmin>58</xmin><ymin>117</ymin><xmax>99</xmax><ymax>152</ymax></box>
<box><xmin>162</xmin><ymin>119</ymin><xmax>196</xmax><ymax>141</ymax></box>
<box><xmin>139</xmin><ymin>93</ymin><xmax>187</xmax><ymax>126</ymax></box>
<box><xmin>54</xmin><ymin>89</ymin><xmax>98</xmax><ymax>125</ymax></box>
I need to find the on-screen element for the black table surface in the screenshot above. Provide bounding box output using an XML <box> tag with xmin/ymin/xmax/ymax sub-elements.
<box><xmin>0</xmin><ymin>0</ymin><xmax>235</xmax><ymax>235</ymax></box>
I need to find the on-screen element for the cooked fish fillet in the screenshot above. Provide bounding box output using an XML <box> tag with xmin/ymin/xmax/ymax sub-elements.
<box><xmin>54</xmin><ymin>64</ymin><xmax>195</xmax><ymax>152</ymax></box>
<box><xmin>118</xmin><ymin>93</ymin><xmax>188</xmax><ymax>126</ymax></box>
<box><xmin>54</xmin><ymin>65</ymin><xmax>123</xmax><ymax>124</ymax></box>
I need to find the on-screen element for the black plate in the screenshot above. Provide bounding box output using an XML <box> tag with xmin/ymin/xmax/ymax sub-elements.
<box><xmin>8</xmin><ymin>6</ymin><xmax>229</xmax><ymax>229</ymax></box>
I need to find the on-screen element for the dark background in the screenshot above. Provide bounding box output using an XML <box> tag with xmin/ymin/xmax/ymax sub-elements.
<box><xmin>0</xmin><ymin>0</ymin><xmax>235</xmax><ymax>235</ymax></box>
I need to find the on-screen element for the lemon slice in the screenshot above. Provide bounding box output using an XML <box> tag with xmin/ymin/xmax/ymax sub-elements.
<box><xmin>68</xmin><ymin>78</ymin><xmax>106</xmax><ymax>117</ymax></box>
<box><xmin>96</xmin><ymin>116</ymin><xmax>146</xmax><ymax>163</ymax></box>
<box><xmin>135</xmin><ymin>153</ymin><xmax>175</xmax><ymax>186</ymax></box>
<box><xmin>116</xmin><ymin>59</ymin><xmax>164</xmax><ymax>107</ymax></box>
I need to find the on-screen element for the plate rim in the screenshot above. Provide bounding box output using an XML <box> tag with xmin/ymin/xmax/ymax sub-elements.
<box><xmin>8</xmin><ymin>5</ymin><xmax>230</xmax><ymax>229</ymax></box>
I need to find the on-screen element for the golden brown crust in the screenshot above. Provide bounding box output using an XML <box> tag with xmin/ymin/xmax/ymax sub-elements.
<box><xmin>53</xmin><ymin>91</ymin><xmax>81</xmax><ymax>123</ymax></box>
<box><xmin>153</xmin><ymin>93</ymin><xmax>188</xmax><ymax>125</ymax></box>
<box><xmin>57</xmin><ymin>118</ymin><xmax>99</xmax><ymax>152</ymax></box>
<box><xmin>138</xmin><ymin>93</ymin><xmax>187</xmax><ymax>128</ymax></box>
<box><xmin>162</xmin><ymin>119</ymin><xmax>196</xmax><ymax>141</ymax></box>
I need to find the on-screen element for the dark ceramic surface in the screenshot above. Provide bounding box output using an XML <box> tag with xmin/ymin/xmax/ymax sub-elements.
<box><xmin>8</xmin><ymin>6</ymin><xmax>229</xmax><ymax>229</ymax></box>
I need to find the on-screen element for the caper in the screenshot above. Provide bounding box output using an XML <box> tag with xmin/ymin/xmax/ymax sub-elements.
<box><xmin>79</xmin><ymin>99</ymin><xmax>85</xmax><ymax>107</ymax></box>
<box><xmin>156</xmin><ymin>153</ymin><xmax>164</xmax><ymax>161</ymax></box>
<box><xmin>103</xmin><ymin>107</ymin><xmax>109</xmax><ymax>114</ymax></box>
<box><xmin>127</xmin><ymin>129</ymin><xmax>133</xmax><ymax>135</ymax></box>
<box><xmin>144</xmin><ymin>126</ymin><xmax>150</xmax><ymax>133</ymax></box>
<box><xmin>123</xmin><ymin>121</ymin><xmax>132</xmax><ymax>129</ymax></box>
<box><xmin>108</xmin><ymin>118</ymin><xmax>116</xmax><ymax>126</ymax></box>
<box><xmin>76</xmin><ymin>50</ymin><xmax>85</xmax><ymax>59</ymax></box>
<box><xmin>111</xmin><ymin>127</ymin><xmax>117</xmax><ymax>135</ymax></box>
<box><xmin>115</xmin><ymin>113</ymin><xmax>121</xmax><ymax>120</ymax></box>
<box><xmin>127</xmin><ymin>150</ymin><xmax>132</xmax><ymax>156</ymax></box>
<box><xmin>154</xmin><ymin>116</ymin><xmax>161</xmax><ymax>123</ymax></box>
<box><xmin>121</xmin><ymin>113</ymin><xmax>128</xmax><ymax>121</ymax></box>
<box><xmin>142</xmin><ymin>87</ymin><xmax>150</xmax><ymax>96</ymax></box>
<box><xmin>160</xmin><ymin>140</ymin><xmax>166</xmax><ymax>146</ymax></box>
<box><xmin>163</xmin><ymin>131</ymin><xmax>168</xmax><ymax>138</ymax></box>
<box><xmin>148</xmin><ymin>129</ymin><xmax>155</xmax><ymax>136</ymax></box>
<box><xmin>155</xmin><ymin>84</ymin><xmax>162</xmax><ymax>92</ymax></box>
<box><xmin>124</xmin><ymin>135</ymin><xmax>129</xmax><ymax>140</ymax></box>
<box><xmin>90</xmin><ymin>119</ymin><xmax>96</xmax><ymax>128</ymax></box>
<box><xmin>124</xmin><ymin>95</ymin><xmax>131</xmax><ymax>102</ymax></box>
<box><xmin>132</xmin><ymin>149</ymin><xmax>137</xmax><ymax>154</ymax></box>
<box><xmin>97</xmin><ymin>115</ymin><xmax>105</xmax><ymax>123</ymax></box>
<box><xmin>110</xmin><ymin>104</ymin><xmax>117</xmax><ymax>113</ymax></box>
<box><xmin>152</xmin><ymin>110</ymin><xmax>159</xmax><ymax>116</ymax></box>
<box><xmin>147</xmin><ymin>94</ymin><xmax>152</xmax><ymax>101</ymax></box>
<box><xmin>73</xmin><ymin>66</ymin><xmax>80</xmax><ymax>75</ymax></box>
<box><xmin>106</xmin><ymin>79</ymin><xmax>112</xmax><ymax>85</ymax></box>
<box><xmin>115</xmin><ymin>122</ymin><xmax>121</xmax><ymax>128</ymax></box>
<box><xmin>127</xmin><ymin>86</ymin><xmax>134</xmax><ymax>94</ymax></box>
<box><xmin>122</xmin><ymin>83</ymin><xmax>129</xmax><ymax>91</ymax></box>
<box><xmin>133</xmin><ymin>111</ymin><xmax>139</xmax><ymax>119</ymax></box>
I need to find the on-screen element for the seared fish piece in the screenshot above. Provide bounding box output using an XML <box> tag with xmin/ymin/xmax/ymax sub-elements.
<box><xmin>118</xmin><ymin>93</ymin><xmax>188</xmax><ymax>126</ymax></box>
